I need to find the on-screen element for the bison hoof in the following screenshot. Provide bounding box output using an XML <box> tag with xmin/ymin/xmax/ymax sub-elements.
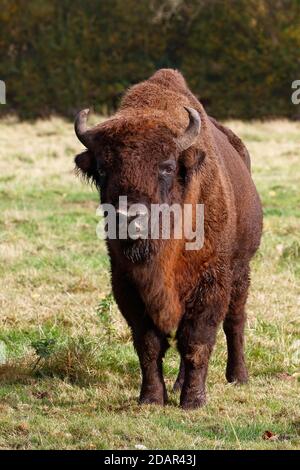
<box><xmin>226</xmin><ymin>365</ymin><xmax>248</xmax><ymax>384</ymax></box>
<box><xmin>139</xmin><ymin>395</ymin><xmax>165</xmax><ymax>406</ymax></box>
<box><xmin>180</xmin><ymin>391</ymin><xmax>206</xmax><ymax>410</ymax></box>
<box><xmin>139</xmin><ymin>387</ymin><xmax>167</xmax><ymax>406</ymax></box>
<box><xmin>173</xmin><ymin>379</ymin><xmax>184</xmax><ymax>393</ymax></box>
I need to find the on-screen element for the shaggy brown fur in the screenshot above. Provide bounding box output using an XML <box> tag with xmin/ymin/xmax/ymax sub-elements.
<box><xmin>74</xmin><ymin>69</ymin><xmax>263</xmax><ymax>409</ymax></box>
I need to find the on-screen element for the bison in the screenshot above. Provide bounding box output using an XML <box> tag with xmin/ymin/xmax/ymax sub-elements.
<box><xmin>74</xmin><ymin>69</ymin><xmax>263</xmax><ymax>409</ymax></box>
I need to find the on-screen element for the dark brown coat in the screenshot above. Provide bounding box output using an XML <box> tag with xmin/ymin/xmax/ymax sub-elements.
<box><xmin>74</xmin><ymin>69</ymin><xmax>263</xmax><ymax>409</ymax></box>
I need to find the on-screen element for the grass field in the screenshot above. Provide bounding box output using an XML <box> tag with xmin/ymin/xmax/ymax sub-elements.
<box><xmin>0</xmin><ymin>116</ymin><xmax>299</xmax><ymax>450</ymax></box>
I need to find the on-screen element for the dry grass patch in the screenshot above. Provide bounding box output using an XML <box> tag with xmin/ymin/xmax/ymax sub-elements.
<box><xmin>0</xmin><ymin>116</ymin><xmax>299</xmax><ymax>449</ymax></box>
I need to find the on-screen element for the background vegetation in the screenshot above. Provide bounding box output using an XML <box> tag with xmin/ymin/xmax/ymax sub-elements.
<box><xmin>0</xmin><ymin>116</ymin><xmax>299</xmax><ymax>449</ymax></box>
<box><xmin>0</xmin><ymin>0</ymin><xmax>299</xmax><ymax>119</ymax></box>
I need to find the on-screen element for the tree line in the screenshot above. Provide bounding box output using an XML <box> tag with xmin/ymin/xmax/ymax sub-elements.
<box><xmin>0</xmin><ymin>0</ymin><xmax>299</xmax><ymax>119</ymax></box>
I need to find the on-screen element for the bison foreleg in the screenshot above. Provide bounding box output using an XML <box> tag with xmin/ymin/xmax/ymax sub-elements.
<box><xmin>176</xmin><ymin>280</ymin><xmax>230</xmax><ymax>409</ymax></box>
<box><xmin>112</xmin><ymin>276</ymin><xmax>169</xmax><ymax>406</ymax></box>
<box><xmin>133</xmin><ymin>326</ymin><xmax>169</xmax><ymax>406</ymax></box>
<box><xmin>178</xmin><ymin>338</ymin><xmax>215</xmax><ymax>410</ymax></box>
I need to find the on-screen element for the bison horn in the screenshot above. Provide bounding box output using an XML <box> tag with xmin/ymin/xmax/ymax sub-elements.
<box><xmin>74</xmin><ymin>108</ymin><xmax>95</xmax><ymax>149</ymax></box>
<box><xmin>175</xmin><ymin>107</ymin><xmax>201</xmax><ymax>151</ymax></box>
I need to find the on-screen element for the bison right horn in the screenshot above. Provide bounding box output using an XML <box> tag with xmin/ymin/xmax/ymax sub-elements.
<box><xmin>74</xmin><ymin>108</ymin><xmax>96</xmax><ymax>150</ymax></box>
<box><xmin>175</xmin><ymin>107</ymin><xmax>201</xmax><ymax>151</ymax></box>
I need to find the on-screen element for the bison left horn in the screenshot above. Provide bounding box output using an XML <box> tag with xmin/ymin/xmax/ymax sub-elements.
<box><xmin>175</xmin><ymin>107</ymin><xmax>201</xmax><ymax>151</ymax></box>
<box><xmin>74</xmin><ymin>108</ymin><xmax>96</xmax><ymax>149</ymax></box>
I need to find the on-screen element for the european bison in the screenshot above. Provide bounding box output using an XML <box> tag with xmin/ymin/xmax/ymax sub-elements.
<box><xmin>74</xmin><ymin>69</ymin><xmax>263</xmax><ymax>409</ymax></box>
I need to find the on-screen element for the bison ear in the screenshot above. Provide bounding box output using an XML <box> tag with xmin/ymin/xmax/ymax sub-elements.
<box><xmin>74</xmin><ymin>150</ymin><xmax>97</xmax><ymax>181</ymax></box>
<box><xmin>179</xmin><ymin>148</ymin><xmax>206</xmax><ymax>173</ymax></box>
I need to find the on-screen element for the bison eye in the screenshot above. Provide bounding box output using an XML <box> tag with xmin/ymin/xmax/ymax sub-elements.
<box><xmin>159</xmin><ymin>160</ymin><xmax>176</xmax><ymax>177</ymax></box>
<box><xmin>96</xmin><ymin>167</ymin><xmax>107</xmax><ymax>187</ymax></box>
<box><xmin>161</xmin><ymin>166</ymin><xmax>174</xmax><ymax>176</ymax></box>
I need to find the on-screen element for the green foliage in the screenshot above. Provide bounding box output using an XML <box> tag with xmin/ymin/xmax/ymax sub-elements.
<box><xmin>96</xmin><ymin>293</ymin><xmax>115</xmax><ymax>322</ymax></box>
<box><xmin>31</xmin><ymin>338</ymin><xmax>56</xmax><ymax>359</ymax></box>
<box><xmin>0</xmin><ymin>0</ymin><xmax>165</xmax><ymax>118</ymax></box>
<box><xmin>97</xmin><ymin>293</ymin><xmax>131</xmax><ymax>343</ymax></box>
<box><xmin>0</xmin><ymin>0</ymin><xmax>299</xmax><ymax>119</ymax></box>
<box><xmin>178</xmin><ymin>0</ymin><xmax>300</xmax><ymax>119</ymax></box>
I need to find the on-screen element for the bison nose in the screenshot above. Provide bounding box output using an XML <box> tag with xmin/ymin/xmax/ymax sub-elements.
<box><xmin>116</xmin><ymin>206</ymin><xmax>149</xmax><ymax>240</ymax></box>
<box><xmin>118</xmin><ymin>211</ymin><xmax>138</xmax><ymax>227</ymax></box>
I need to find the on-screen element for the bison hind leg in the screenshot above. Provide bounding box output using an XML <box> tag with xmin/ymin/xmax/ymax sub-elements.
<box><xmin>223</xmin><ymin>266</ymin><xmax>250</xmax><ymax>384</ymax></box>
<box><xmin>173</xmin><ymin>357</ymin><xmax>185</xmax><ymax>392</ymax></box>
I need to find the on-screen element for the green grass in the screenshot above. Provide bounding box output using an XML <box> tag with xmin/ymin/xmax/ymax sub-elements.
<box><xmin>0</xmin><ymin>116</ymin><xmax>299</xmax><ymax>449</ymax></box>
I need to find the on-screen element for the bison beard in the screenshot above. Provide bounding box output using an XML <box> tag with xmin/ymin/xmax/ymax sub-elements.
<box><xmin>74</xmin><ymin>68</ymin><xmax>263</xmax><ymax>409</ymax></box>
<box><xmin>122</xmin><ymin>239</ymin><xmax>155</xmax><ymax>264</ymax></box>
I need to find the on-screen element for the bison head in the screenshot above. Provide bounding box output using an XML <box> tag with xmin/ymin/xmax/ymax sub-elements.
<box><xmin>74</xmin><ymin>107</ymin><xmax>202</xmax><ymax>263</ymax></box>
